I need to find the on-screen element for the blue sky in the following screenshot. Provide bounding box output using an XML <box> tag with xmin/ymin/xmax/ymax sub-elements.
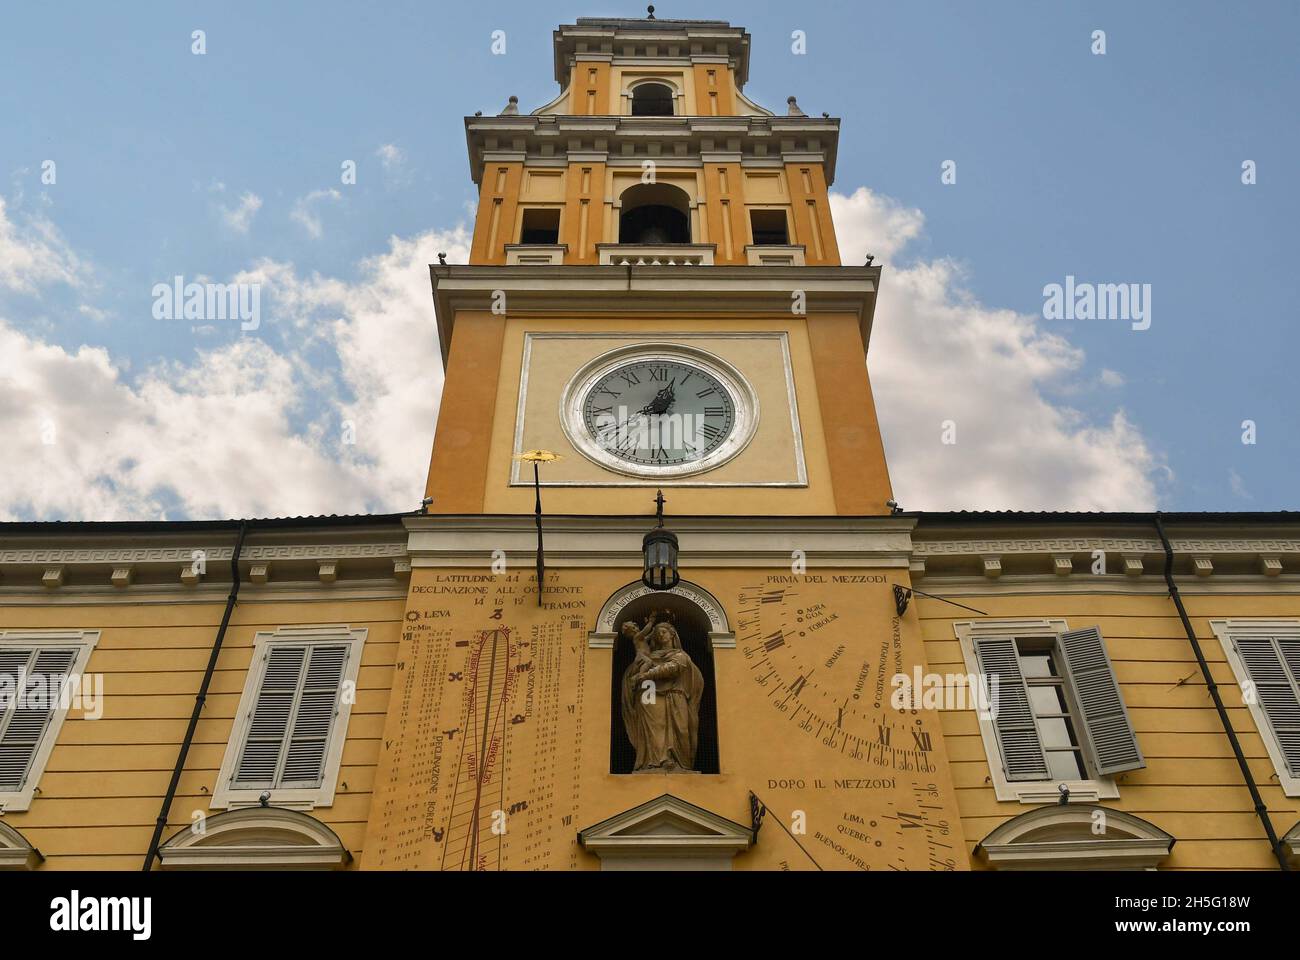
<box><xmin>0</xmin><ymin>1</ymin><xmax>1296</xmax><ymax>519</ymax></box>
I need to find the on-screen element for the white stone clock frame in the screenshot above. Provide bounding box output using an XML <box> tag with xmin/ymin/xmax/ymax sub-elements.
<box><xmin>560</xmin><ymin>342</ymin><xmax>758</xmax><ymax>480</ymax></box>
<box><xmin>510</xmin><ymin>331</ymin><xmax>808</xmax><ymax>487</ymax></box>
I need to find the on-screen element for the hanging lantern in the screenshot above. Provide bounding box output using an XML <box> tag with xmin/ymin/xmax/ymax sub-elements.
<box><xmin>641</xmin><ymin>489</ymin><xmax>680</xmax><ymax>591</ymax></box>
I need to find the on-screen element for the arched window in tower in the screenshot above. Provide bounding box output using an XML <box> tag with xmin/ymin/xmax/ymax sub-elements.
<box><xmin>608</xmin><ymin>590</ymin><xmax>720</xmax><ymax>775</ymax></box>
<box><xmin>618</xmin><ymin>182</ymin><xmax>691</xmax><ymax>244</ymax></box>
<box><xmin>630</xmin><ymin>82</ymin><xmax>674</xmax><ymax>116</ymax></box>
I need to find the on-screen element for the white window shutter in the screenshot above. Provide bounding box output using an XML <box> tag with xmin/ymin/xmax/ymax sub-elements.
<box><xmin>234</xmin><ymin>645</ymin><xmax>306</xmax><ymax>787</ymax></box>
<box><xmin>975</xmin><ymin>637</ymin><xmax>1049</xmax><ymax>781</ymax></box>
<box><xmin>0</xmin><ymin>648</ymin><xmax>78</xmax><ymax>792</ymax></box>
<box><xmin>1058</xmin><ymin>626</ymin><xmax>1145</xmax><ymax>775</ymax></box>
<box><xmin>281</xmin><ymin>644</ymin><xmax>348</xmax><ymax>787</ymax></box>
<box><xmin>233</xmin><ymin>642</ymin><xmax>349</xmax><ymax>789</ymax></box>
<box><xmin>1235</xmin><ymin>637</ymin><xmax>1300</xmax><ymax>777</ymax></box>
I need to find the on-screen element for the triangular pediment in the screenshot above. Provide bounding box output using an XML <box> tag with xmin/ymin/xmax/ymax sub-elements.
<box><xmin>580</xmin><ymin>794</ymin><xmax>753</xmax><ymax>859</ymax></box>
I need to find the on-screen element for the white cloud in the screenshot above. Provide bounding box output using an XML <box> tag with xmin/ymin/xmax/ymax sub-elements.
<box><xmin>290</xmin><ymin>189</ymin><xmax>343</xmax><ymax>239</ymax></box>
<box><xmin>831</xmin><ymin>186</ymin><xmax>1164</xmax><ymax>511</ymax></box>
<box><xmin>78</xmin><ymin>303</ymin><xmax>111</xmax><ymax>323</ymax></box>
<box><xmin>2</xmin><ymin>182</ymin><xmax>1163</xmax><ymax>520</ymax></box>
<box><xmin>0</xmin><ymin>196</ymin><xmax>84</xmax><ymax>294</ymax></box>
<box><xmin>375</xmin><ymin>143</ymin><xmax>405</xmax><ymax>170</ymax></box>
<box><xmin>1228</xmin><ymin>467</ymin><xmax>1250</xmax><ymax>500</ymax></box>
<box><xmin>1099</xmin><ymin>368</ymin><xmax>1125</xmax><ymax>388</ymax></box>
<box><xmin>0</xmin><ymin>224</ymin><xmax>471</xmax><ymax>521</ymax></box>
<box><xmin>219</xmin><ymin>191</ymin><xmax>262</xmax><ymax>233</ymax></box>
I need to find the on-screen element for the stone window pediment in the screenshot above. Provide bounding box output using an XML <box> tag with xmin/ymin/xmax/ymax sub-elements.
<box><xmin>157</xmin><ymin>806</ymin><xmax>350</xmax><ymax>870</ymax></box>
<box><xmin>0</xmin><ymin>821</ymin><xmax>42</xmax><ymax>870</ymax></box>
<box><xmin>579</xmin><ymin>794</ymin><xmax>753</xmax><ymax>869</ymax></box>
<box><xmin>976</xmin><ymin>804</ymin><xmax>1174</xmax><ymax>871</ymax></box>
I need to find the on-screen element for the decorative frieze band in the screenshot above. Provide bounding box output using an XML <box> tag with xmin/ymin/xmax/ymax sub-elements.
<box><xmin>914</xmin><ymin>537</ymin><xmax>1300</xmax><ymax>557</ymax></box>
<box><xmin>0</xmin><ymin>542</ymin><xmax>406</xmax><ymax>565</ymax></box>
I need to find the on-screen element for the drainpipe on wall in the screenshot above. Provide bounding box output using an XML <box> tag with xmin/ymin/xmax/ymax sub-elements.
<box><xmin>1153</xmin><ymin>513</ymin><xmax>1289</xmax><ymax>871</ymax></box>
<box><xmin>142</xmin><ymin>519</ymin><xmax>249</xmax><ymax>871</ymax></box>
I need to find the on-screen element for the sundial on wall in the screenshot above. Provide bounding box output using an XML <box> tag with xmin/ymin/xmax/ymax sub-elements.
<box><xmin>738</xmin><ymin>582</ymin><xmax>936</xmax><ymax>772</ymax></box>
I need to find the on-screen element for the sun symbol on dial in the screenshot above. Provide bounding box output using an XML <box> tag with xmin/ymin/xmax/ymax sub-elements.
<box><xmin>738</xmin><ymin>583</ymin><xmax>938</xmax><ymax>773</ymax></box>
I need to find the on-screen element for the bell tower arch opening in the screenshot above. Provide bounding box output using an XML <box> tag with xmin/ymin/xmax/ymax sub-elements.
<box><xmin>618</xmin><ymin>182</ymin><xmax>692</xmax><ymax>244</ymax></box>
<box><xmin>630</xmin><ymin>81</ymin><xmax>675</xmax><ymax>116</ymax></box>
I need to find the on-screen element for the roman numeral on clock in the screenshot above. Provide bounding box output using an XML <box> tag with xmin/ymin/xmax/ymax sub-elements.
<box><xmin>648</xmin><ymin>367</ymin><xmax>668</xmax><ymax>381</ymax></box>
<box><xmin>703</xmin><ymin>405</ymin><xmax>726</xmax><ymax>416</ymax></box>
<box><xmin>618</xmin><ymin>371</ymin><xmax>641</xmax><ymax>386</ymax></box>
<box><xmin>696</xmin><ymin>386</ymin><xmax>717</xmax><ymax>398</ymax></box>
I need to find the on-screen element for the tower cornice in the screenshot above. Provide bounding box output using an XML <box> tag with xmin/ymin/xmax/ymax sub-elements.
<box><xmin>464</xmin><ymin>114</ymin><xmax>841</xmax><ymax>186</ymax></box>
<box><xmin>553</xmin><ymin>18</ymin><xmax>752</xmax><ymax>87</ymax></box>
<box><xmin>428</xmin><ymin>263</ymin><xmax>881</xmax><ymax>366</ymax></box>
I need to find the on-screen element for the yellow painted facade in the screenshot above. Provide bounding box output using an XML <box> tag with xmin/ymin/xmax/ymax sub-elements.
<box><xmin>2</xmin><ymin>14</ymin><xmax>1298</xmax><ymax>874</ymax></box>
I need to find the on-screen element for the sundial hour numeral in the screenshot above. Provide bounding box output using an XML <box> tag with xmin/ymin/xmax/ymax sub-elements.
<box><xmin>877</xmin><ymin>725</ymin><xmax>892</xmax><ymax>746</ymax></box>
<box><xmin>912</xmin><ymin>730</ymin><xmax>933</xmax><ymax>752</ymax></box>
<box><xmin>762</xmin><ymin>631</ymin><xmax>785</xmax><ymax>652</ymax></box>
<box><xmin>789</xmin><ymin>674</ymin><xmax>808</xmax><ymax>697</ymax></box>
<box><xmin>898</xmin><ymin>811</ymin><xmax>924</xmax><ymax>829</ymax></box>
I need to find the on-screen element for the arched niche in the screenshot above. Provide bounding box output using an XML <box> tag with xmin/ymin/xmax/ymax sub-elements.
<box><xmin>157</xmin><ymin>806</ymin><xmax>351</xmax><ymax>870</ymax></box>
<box><xmin>618</xmin><ymin>182</ymin><xmax>692</xmax><ymax>244</ymax></box>
<box><xmin>595</xmin><ymin>580</ymin><xmax>728</xmax><ymax>776</ymax></box>
<box><xmin>589</xmin><ymin>579</ymin><xmax>733</xmax><ymax>649</ymax></box>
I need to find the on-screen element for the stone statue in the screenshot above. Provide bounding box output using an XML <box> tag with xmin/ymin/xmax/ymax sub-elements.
<box><xmin>619</xmin><ymin>611</ymin><xmax>705</xmax><ymax>773</ymax></box>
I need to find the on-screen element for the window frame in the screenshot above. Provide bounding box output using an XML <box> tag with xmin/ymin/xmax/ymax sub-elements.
<box><xmin>212</xmin><ymin>625</ymin><xmax>366</xmax><ymax>811</ymax></box>
<box><xmin>1211</xmin><ymin>618</ymin><xmax>1300</xmax><ymax>798</ymax></box>
<box><xmin>0</xmin><ymin>630</ymin><xmax>99</xmax><ymax>813</ymax></box>
<box><xmin>955</xmin><ymin>619</ymin><xmax>1120</xmax><ymax>804</ymax></box>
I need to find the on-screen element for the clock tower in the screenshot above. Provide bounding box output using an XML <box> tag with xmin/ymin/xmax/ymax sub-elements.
<box><xmin>362</xmin><ymin>13</ymin><xmax>969</xmax><ymax>871</ymax></box>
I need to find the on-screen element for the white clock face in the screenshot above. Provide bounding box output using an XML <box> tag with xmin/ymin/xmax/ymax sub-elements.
<box><xmin>561</xmin><ymin>346</ymin><xmax>757</xmax><ymax>478</ymax></box>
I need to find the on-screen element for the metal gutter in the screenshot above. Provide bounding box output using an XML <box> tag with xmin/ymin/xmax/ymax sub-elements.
<box><xmin>142</xmin><ymin>519</ymin><xmax>248</xmax><ymax>871</ymax></box>
<box><xmin>1154</xmin><ymin>513</ymin><xmax>1289</xmax><ymax>871</ymax></box>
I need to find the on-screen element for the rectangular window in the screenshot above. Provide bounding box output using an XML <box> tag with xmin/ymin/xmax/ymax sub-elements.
<box><xmin>749</xmin><ymin>209</ymin><xmax>789</xmax><ymax>245</ymax></box>
<box><xmin>520</xmin><ymin>207</ymin><xmax>561</xmax><ymax>245</ymax></box>
<box><xmin>1017</xmin><ymin>640</ymin><xmax>1086</xmax><ymax>781</ymax></box>
<box><xmin>0</xmin><ymin>631</ymin><xmax>99</xmax><ymax>812</ymax></box>
<box><xmin>214</xmin><ymin>626</ymin><xmax>366</xmax><ymax>810</ymax></box>
<box><xmin>959</xmin><ymin>620</ymin><xmax>1143</xmax><ymax>803</ymax></box>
